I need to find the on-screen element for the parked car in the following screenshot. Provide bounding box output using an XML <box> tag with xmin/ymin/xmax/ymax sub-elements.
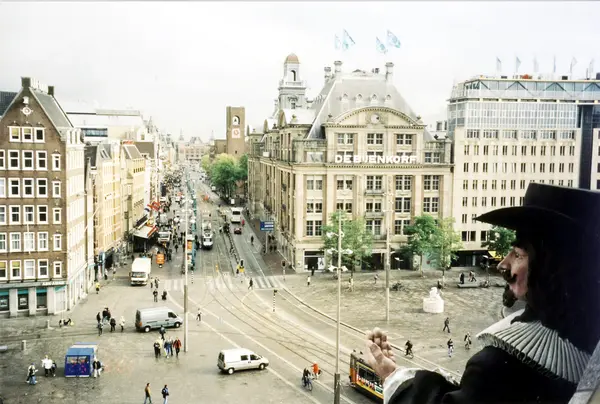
<box><xmin>234</xmin><ymin>227</ymin><xmax>242</xmax><ymax>234</ymax></box>
<box><xmin>218</xmin><ymin>348</ymin><xmax>269</xmax><ymax>374</ymax></box>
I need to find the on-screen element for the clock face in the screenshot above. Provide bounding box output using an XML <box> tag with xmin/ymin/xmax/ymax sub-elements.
<box><xmin>21</xmin><ymin>106</ymin><xmax>33</xmax><ymax>116</ymax></box>
<box><xmin>232</xmin><ymin>128</ymin><xmax>241</xmax><ymax>139</ymax></box>
<box><xmin>370</xmin><ymin>114</ymin><xmax>380</xmax><ymax>124</ymax></box>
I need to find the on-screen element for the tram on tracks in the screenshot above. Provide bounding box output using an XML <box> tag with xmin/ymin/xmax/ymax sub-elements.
<box><xmin>349</xmin><ymin>350</ymin><xmax>383</xmax><ymax>402</ymax></box>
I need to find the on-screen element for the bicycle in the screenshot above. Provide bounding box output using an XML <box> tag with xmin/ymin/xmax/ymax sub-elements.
<box><xmin>301</xmin><ymin>376</ymin><xmax>313</xmax><ymax>391</ymax></box>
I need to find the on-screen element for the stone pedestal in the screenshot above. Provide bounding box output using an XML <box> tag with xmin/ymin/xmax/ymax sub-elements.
<box><xmin>423</xmin><ymin>287</ymin><xmax>444</xmax><ymax>313</ymax></box>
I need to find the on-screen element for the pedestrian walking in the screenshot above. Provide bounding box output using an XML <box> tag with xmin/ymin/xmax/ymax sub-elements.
<box><xmin>26</xmin><ymin>363</ymin><xmax>37</xmax><ymax>385</ymax></box>
<box><xmin>153</xmin><ymin>289</ymin><xmax>159</xmax><ymax>302</ymax></box>
<box><xmin>144</xmin><ymin>383</ymin><xmax>153</xmax><ymax>404</ymax></box>
<box><xmin>150</xmin><ymin>278</ymin><xmax>154</xmax><ymax>289</ymax></box>
<box><xmin>173</xmin><ymin>337</ymin><xmax>182</xmax><ymax>357</ymax></box>
<box><xmin>92</xmin><ymin>357</ymin><xmax>102</xmax><ymax>378</ymax></box>
<box><xmin>162</xmin><ymin>384</ymin><xmax>170</xmax><ymax>404</ymax></box>
<box><xmin>97</xmin><ymin>321</ymin><xmax>103</xmax><ymax>336</ymax></box>
<box><xmin>155</xmin><ymin>278</ymin><xmax>159</xmax><ymax>289</ymax></box>
<box><xmin>163</xmin><ymin>339</ymin><xmax>170</xmax><ymax>358</ymax></box>
<box><xmin>374</xmin><ymin>273</ymin><xmax>379</xmax><ymax>284</ymax></box>
<box><xmin>109</xmin><ymin>317</ymin><xmax>116</xmax><ymax>332</ymax></box>
<box><xmin>307</xmin><ymin>275</ymin><xmax>311</xmax><ymax>287</ymax></box>
<box><xmin>443</xmin><ymin>317</ymin><xmax>451</xmax><ymax>333</ymax></box>
<box><xmin>447</xmin><ymin>338</ymin><xmax>454</xmax><ymax>357</ymax></box>
<box><xmin>464</xmin><ymin>332</ymin><xmax>472</xmax><ymax>349</ymax></box>
<box><xmin>119</xmin><ymin>316</ymin><xmax>125</xmax><ymax>332</ymax></box>
<box><xmin>95</xmin><ymin>282</ymin><xmax>100</xmax><ymax>294</ymax></box>
<box><xmin>196</xmin><ymin>308</ymin><xmax>202</xmax><ymax>322</ymax></box>
<box><xmin>348</xmin><ymin>276</ymin><xmax>354</xmax><ymax>292</ymax></box>
<box><xmin>159</xmin><ymin>325</ymin><xmax>166</xmax><ymax>340</ymax></box>
<box><xmin>248</xmin><ymin>278</ymin><xmax>254</xmax><ymax>290</ymax></box>
<box><xmin>153</xmin><ymin>339</ymin><xmax>161</xmax><ymax>358</ymax></box>
<box><xmin>96</xmin><ymin>312</ymin><xmax>101</xmax><ymax>323</ymax></box>
<box><xmin>42</xmin><ymin>355</ymin><xmax>53</xmax><ymax>377</ymax></box>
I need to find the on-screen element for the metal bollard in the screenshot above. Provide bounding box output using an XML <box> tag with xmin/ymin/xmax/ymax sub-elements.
<box><xmin>46</xmin><ymin>319</ymin><xmax>51</xmax><ymax>329</ymax></box>
<box><xmin>21</xmin><ymin>340</ymin><xmax>26</xmax><ymax>351</ymax></box>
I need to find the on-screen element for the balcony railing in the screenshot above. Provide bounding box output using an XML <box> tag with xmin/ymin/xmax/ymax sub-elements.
<box><xmin>365</xmin><ymin>189</ymin><xmax>385</xmax><ymax>195</ymax></box>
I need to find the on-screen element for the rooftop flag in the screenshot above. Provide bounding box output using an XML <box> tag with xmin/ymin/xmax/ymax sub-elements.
<box><xmin>376</xmin><ymin>37</ymin><xmax>388</xmax><ymax>54</ymax></box>
<box><xmin>334</xmin><ymin>35</ymin><xmax>342</xmax><ymax>51</ymax></box>
<box><xmin>386</xmin><ymin>30</ymin><xmax>401</xmax><ymax>48</ymax></box>
<box><xmin>342</xmin><ymin>29</ymin><xmax>355</xmax><ymax>50</ymax></box>
<box><xmin>496</xmin><ymin>57</ymin><xmax>502</xmax><ymax>72</ymax></box>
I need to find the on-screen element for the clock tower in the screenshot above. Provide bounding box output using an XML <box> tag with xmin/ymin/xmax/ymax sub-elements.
<box><xmin>278</xmin><ymin>53</ymin><xmax>307</xmax><ymax>110</ymax></box>
<box><xmin>225</xmin><ymin>106</ymin><xmax>246</xmax><ymax>156</ymax></box>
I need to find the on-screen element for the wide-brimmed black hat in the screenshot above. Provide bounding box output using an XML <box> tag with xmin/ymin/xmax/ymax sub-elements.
<box><xmin>476</xmin><ymin>183</ymin><xmax>600</xmax><ymax>238</ymax></box>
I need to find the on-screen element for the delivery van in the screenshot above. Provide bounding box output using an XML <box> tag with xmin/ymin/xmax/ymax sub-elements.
<box><xmin>217</xmin><ymin>348</ymin><xmax>269</xmax><ymax>374</ymax></box>
<box><xmin>130</xmin><ymin>257</ymin><xmax>152</xmax><ymax>286</ymax></box>
<box><xmin>135</xmin><ymin>307</ymin><xmax>183</xmax><ymax>333</ymax></box>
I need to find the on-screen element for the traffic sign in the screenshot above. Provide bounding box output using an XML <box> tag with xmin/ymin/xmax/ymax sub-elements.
<box><xmin>260</xmin><ymin>221</ymin><xmax>274</xmax><ymax>231</ymax></box>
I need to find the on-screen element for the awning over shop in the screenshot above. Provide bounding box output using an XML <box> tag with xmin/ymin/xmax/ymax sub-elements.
<box><xmin>488</xmin><ymin>251</ymin><xmax>503</xmax><ymax>260</ymax></box>
<box><xmin>135</xmin><ymin>215</ymin><xmax>149</xmax><ymax>229</ymax></box>
<box><xmin>133</xmin><ymin>225</ymin><xmax>158</xmax><ymax>239</ymax></box>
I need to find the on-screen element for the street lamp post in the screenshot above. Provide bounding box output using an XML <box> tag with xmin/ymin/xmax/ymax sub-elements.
<box><xmin>334</xmin><ymin>213</ymin><xmax>342</xmax><ymax>404</ymax></box>
<box><xmin>385</xmin><ymin>178</ymin><xmax>394</xmax><ymax>322</ymax></box>
<box><xmin>183</xmin><ymin>182</ymin><xmax>189</xmax><ymax>353</ymax></box>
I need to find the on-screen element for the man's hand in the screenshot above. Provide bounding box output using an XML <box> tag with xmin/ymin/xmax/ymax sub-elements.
<box><xmin>365</xmin><ymin>327</ymin><xmax>398</xmax><ymax>382</ymax></box>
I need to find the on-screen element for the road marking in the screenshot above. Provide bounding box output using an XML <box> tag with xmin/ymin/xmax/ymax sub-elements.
<box><xmin>167</xmin><ymin>295</ymin><xmax>322</xmax><ymax>404</ymax></box>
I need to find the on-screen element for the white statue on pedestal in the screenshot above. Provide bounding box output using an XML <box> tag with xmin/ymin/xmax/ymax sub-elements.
<box><xmin>423</xmin><ymin>286</ymin><xmax>445</xmax><ymax>313</ymax></box>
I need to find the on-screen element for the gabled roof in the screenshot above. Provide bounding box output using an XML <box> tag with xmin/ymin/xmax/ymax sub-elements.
<box><xmin>279</xmin><ymin>108</ymin><xmax>315</xmax><ymax>125</ymax></box>
<box><xmin>97</xmin><ymin>143</ymin><xmax>112</xmax><ymax>161</ymax></box>
<box><xmin>0</xmin><ymin>91</ymin><xmax>17</xmax><ymax>117</ymax></box>
<box><xmin>134</xmin><ymin>141</ymin><xmax>155</xmax><ymax>158</ymax></box>
<box><xmin>123</xmin><ymin>144</ymin><xmax>142</xmax><ymax>160</ymax></box>
<box><xmin>31</xmin><ymin>88</ymin><xmax>72</xmax><ymax>129</ymax></box>
<box><xmin>306</xmin><ymin>69</ymin><xmax>419</xmax><ymax>139</ymax></box>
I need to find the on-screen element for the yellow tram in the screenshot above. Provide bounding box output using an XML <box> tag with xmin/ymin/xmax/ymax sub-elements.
<box><xmin>349</xmin><ymin>351</ymin><xmax>383</xmax><ymax>402</ymax></box>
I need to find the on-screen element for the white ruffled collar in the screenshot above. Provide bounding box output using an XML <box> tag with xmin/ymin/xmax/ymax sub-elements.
<box><xmin>476</xmin><ymin>309</ymin><xmax>590</xmax><ymax>384</ymax></box>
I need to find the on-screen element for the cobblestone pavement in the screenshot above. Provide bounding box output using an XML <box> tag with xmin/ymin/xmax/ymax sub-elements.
<box><xmin>279</xmin><ymin>269</ymin><xmax>506</xmax><ymax>375</ymax></box>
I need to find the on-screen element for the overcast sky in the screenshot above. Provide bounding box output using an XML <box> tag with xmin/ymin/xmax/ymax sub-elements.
<box><xmin>1</xmin><ymin>2</ymin><xmax>598</xmax><ymax>141</ymax></box>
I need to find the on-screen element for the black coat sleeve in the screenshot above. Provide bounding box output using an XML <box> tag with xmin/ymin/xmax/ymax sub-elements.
<box><xmin>388</xmin><ymin>346</ymin><xmax>576</xmax><ymax>404</ymax></box>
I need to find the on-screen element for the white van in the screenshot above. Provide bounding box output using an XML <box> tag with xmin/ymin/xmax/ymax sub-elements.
<box><xmin>135</xmin><ymin>307</ymin><xmax>184</xmax><ymax>333</ymax></box>
<box><xmin>217</xmin><ymin>348</ymin><xmax>269</xmax><ymax>374</ymax></box>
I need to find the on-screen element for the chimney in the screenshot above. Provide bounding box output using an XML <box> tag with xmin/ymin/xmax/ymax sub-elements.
<box><xmin>385</xmin><ymin>62</ymin><xmax>394</xmax><ymax>84</ymax></box>
<box><xmin>48</xmin><ymin>86</ymin><xmax>55</xmax><ymax>96</ymax></box>
<box><xmin>324</xmin><ymin>66</ymin><xmax>332</xmax><ymax>81</ymax></box>
<box><xmin>21</xmin><ymin>77</ymin><xmax>31</xmax><ymax>88</ymax></box>
<box><xmin>334</xmin><ymin>60</ymin><xmax>342</xmax><ymax>74</ymax></box>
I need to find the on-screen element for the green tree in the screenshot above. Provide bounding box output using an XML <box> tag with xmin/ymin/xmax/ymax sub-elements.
<box><xmin>201</xmin><ymin>155</ymin><xmax>212</xmax><ymax>175</ymax></box>
<box><xmin>236</xmin><ymin>154</ymin><xmax>248</xmax><ymax>181</ymax></box>
<box><xmin>430</xmin><ymin>217</ymin><xmax>463</xmax><ymax>284</ymax></box>
<box><xmin>210</xmin><ymin>154</ymin><xmax>238</xmax><ymax>197</ymax></box>
<box><xmin>321</xmin><ymin>211</ymin><xmax>373</xmax><ymax>272</ymax></box>
<box><xmin>481</xmin><ymin>226</ymin><xmax>516</xmax><ymax>257</ymax></box>
<box><xmin>402</xmin><ymin>215</ymin><xmax>438</xmax><ymax>276</ymax></box>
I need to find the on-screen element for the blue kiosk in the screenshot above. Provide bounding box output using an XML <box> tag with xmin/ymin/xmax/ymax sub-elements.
<box><xmin>64</xmin><ymin>343</ymin><xmax>98</xmax><ymax>377</ymax></box>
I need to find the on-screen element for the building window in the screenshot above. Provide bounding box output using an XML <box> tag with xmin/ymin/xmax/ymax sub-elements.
<box><xmin>10</xmin><ymin>260</ymin><xmax>21</xmax><ymax>279</ymax></box>
<box><xmin>461</xmin><ymin>231</ymin><xmax>477</xmax><ymax>242</ymax></box>
<box><xmin>38</xmin><ymin>232</ymin><xmax>48</xmax><ymax>251</ymax></box>
<box><xmin>306</xmin><ymin>201</ymin><xmax>323</xmax><ymax>213</ymax></box>
<box><xmin>365</xmin><ymin>200</ymin><xmax>382</xmax><ymax>212</ymax></box>
<box><xmin>37</xmin><ymin>206</ymin><xmax>48</xmax><ymax>224</ymax></box>
<box><xmin>0</xmin><ymin>206</ymin><xmax>5</xmax><ymax>225</ymax></box>
<box><xmin>425</xmin><ymin>152</ymin><xmax>441</xmax><ymax>163</ymax></box>
<box><xmin>423</xmin><ymin>197</ymin><xmax>439</xmax><ymax>213</ymax></box>
<box><xmin>23</xmin><ymin>205</ymin><xmax>35</xmax><ymax>224</ymax></box>
<box><xmin>336</xmin><ymin>201</ymin><xmax>353</xmax><ymax>213</ymax></box>
<box><xmin>0</xmin><ymin>234</ymin><xmax>6</xmax><ymax>252</ymax></box>
<box><xmin>0</xmin><ymin>261</ymin><xmax>5</xmax><ymax>279</ymax></box>
<box><xmin>305</xmin><ymin>220</ymin><xmax>322</xmax><ymax>237</ymax></box>
<box><xmin>53</xmin><ymin>208</ymin><xmax>61</xmax><ymax>224</ymax></box>
<box><xmin>462</xmin><ymin>180</ymin><xmax>468</xmax><ymax>190</ymax></box>
<box><xmin>462</xmin><ymin>197</ymin><xmax>467</xmax><ymax>207</ymax></box>
<box><xmin>23</xmin><ymin>259</ymin><xmax>35</xmax><ymax>279</ymax></box>
<box><xmin>395</xmin><ymin>175</ymin><xmax>411</xmax><ymax>191</ymax></box>
<box><xmin>52</xmin><ymin>181</ymin><xmax>61</xmax><ymax>198</ymax></box>
<box><xmin>22</xmin><ymin>178</ymin><xmax>33</xmax><ymax>197</ymax></box>
<box><xmin>366</xmin><ymin>176</ymin><xmax>383</xmax><ymax>191</ymax></box>
<box><xmin>53</xmin><ymin>261</ymin><xmax>62</xmax><ymax>277</ymax></box>
<box><xmin>306</xmin><ymin>176</ymin><xmax>323</xmax><ymax>190</ymax></box>
<box><xmin>38</xmin><ymin>259</ymin><xmax>48</xmax><ymax>278</ymax></box>
<box><xmin>367</xmin><ymin>133</ymin><xmax>384</xmax><ymax>145</ymax></box>
<box><xmin>336</xmin><ymin>176</ymin><xmax>353</xmax><ymax>190</ymax></box>
<box><xmin>395</xmin><ymin>197</ymin><xmax>411</xmax><ymax>213</ymax></box>
<box><xmin>463</xmin><ymin>162</ymin><xmax>469</xmax><ymax>173</ymax></box>
<box><xmin>0</xmin><ymin>179</ymin><xmax>4</xmax><ymax>198</ymax></box>
<box><xmin>52</xmin><ymin>154</ymin><xmax>61</xmax><ymax>171</ymax></box>
<box><xmin>24</xmin><ymin>232</ymin><xmax>35</xmax><ymax>252</ymax></box>
<box><xmin>35</xmin><ymin>128</ymin><xmax>45</xmax><ymax>143</ymax></box>
<box><xmin>9</xmin><ymin>179</ymin><xmax>19</xmax><ymax>197</ymax></box>
<box><xmin>461</xmin><ymin>214</ymin><xmax>467</xmax><ymax>224</ymax></box>
<box><xmin>9</xmin><ymin>206</ymin><xmax>20</xmax><ymax>225</ymax></box>
<box><xmin>394</xmin><ymin>219</ymin><xmax>411</xmax><ymax>235</ymax></box>
<box><xmin>22</xmin><ymin>151</ymin><xmax>34</xmax><ymax>170</ymax></box>
<box><xmin>466</xmin><ymin>129</ymin><xmax>479</xmax><ymax>139</ymax></box>
<box><xmin>9</xmin><ymin>127</ymin><xmax>20</xmax><ymax>142</ymax></box>
<box><xmin>36</xmin><ymin>151</ymin><xmax>47</xmax><ymax>170</ymax></box>
<box><xmin>10</xmin><ymin>232</ymin><xmax>21</xmax><ymax>252</ymax></box>
<box><xmin>396</xmin><ymin>134</ymin><xmax>413</xmax><ymax>145</ymax></box>
<box><xmin>481</xmin><ymin>231</ymin><xmax>488</xmax><ymax>242</ymax></box>
<box><xmin>53</xmin><ymin>234</ymin><xmax>62</xmax><ymax>251</ymax></box>
<box><xmin>366</xmin><ymin>219</ymin><xmax>382</xmax><ymax>236</ymax></box>
<box><xmin>423</xmin><ymin>175</ymin><xmax>440</xmax><ymax>191</ymax></box>
<box><xmin>37</xmin><ymin>179</ymin><xmax>48</xmax><ymax>197</ymax></box>
<box><xmin>0</xmin><ymin>151</ymin><xmax>5</xmax><ymax>170</ymax></box>
<box><xmin>8</xmin><ymin>151</ymin><xmax>19</xmax><ymax>169</ymax></box>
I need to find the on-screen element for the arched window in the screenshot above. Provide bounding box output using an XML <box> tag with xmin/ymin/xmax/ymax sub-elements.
<box><xmin>356</xmin><ymin>94</ymin><xmax>363</xmax><ymax>100</ymax></box>
<box><xmin>386</xmin><ymin>94</ymin><xmax>392</xmax><ymax>101</ymax></box>
<box><xmin>371</xmin><ymin>94</ymin><xmax>378</xmax><ymax>101</ymax></box>
<box><xmin>290</xmin><ymin>70</ymin><xmax>297</xmax><ymax>81</ymax></box>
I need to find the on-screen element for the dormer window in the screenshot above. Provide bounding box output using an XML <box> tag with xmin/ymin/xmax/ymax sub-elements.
<box><xmin>371</xmin><ymin>94</ymin><xmax>378</xmax><ymax>101</ymax></box>
<box><xmin>342</xmin><ymin>94</ymin><xmax>349</xmax><ymax>100</ymax></box>
<box><xmin>356</xmin><ymin>94</ymin><xmax>363</xmax><ymax>100</ymax></box>
<box><xmin>386</xmin><ymin>95</ymin><xmax>392</xmax><ymax>101</ymax></box>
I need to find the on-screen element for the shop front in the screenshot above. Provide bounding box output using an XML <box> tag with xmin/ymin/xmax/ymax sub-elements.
<box><xmin>0</xmin><ymin>281</ymin><xmax>67</xmax><ymax>318</ymax></box>
<box><xmin>303</xmin><ymin>250</ymin><xmax>325</xmax><ymax>272</ymax></box>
